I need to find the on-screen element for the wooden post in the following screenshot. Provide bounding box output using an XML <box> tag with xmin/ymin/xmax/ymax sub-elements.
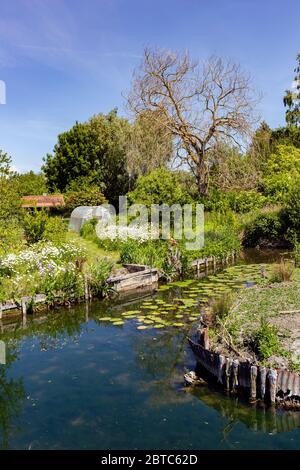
<box><xmin>268</xmin><ymin>369</ymin><xmax>278</xmax><ymax>405</ymax></box>
<box><xmin>0</xmin><ymin>303</ymin><xmax>2</xmax><ymax>320</ymax></box>
<box><xmin>218</xmin><ymin>355</ymin><xmax>226</xmax><ymax>384</ymax></box>
<box><xmin>225</xmin><ymin>358</ymin><xmax>232</xmax><ymax>391</ymax></box>
<box><xmin>213</xmin><ymin>256</ymin><xmax>216</xmax><ymax>270</ymax></box>
<box><xmin>232</xmin><ymin>359</ymin><xmax>239</xmax><ymax>392</ymax></box>
<box><xmin>200</xmin><ymin>327</ymin><xmax>210</xmax><ymax>349</ymax></box>
<box><xmin>21</xmin><ymin>298</ymin><xmax>27</xmax><ymax>316</ymax></box>
<box><xmin>259</xmin><ymin>366</ymin><xmax>266</xmax><ymax>400</ymax></box>
<box><xmin>205</xmin><ymin>257</ymin><xmax>209</xmax><ymax>270</ymax></box>
<box><xmin>196</xmin><ymin>260</ymin><xmax>200</xmax><ymax>276</ymax></box>
<box><xmin>84</xmin><ymin>274</ymin><xmax>89</xmax><ymax>301</ymax></box>
<box><xmin>250</xmin><ymin>365</ymin><xmax>258</xmax><ymax>401</ymax></box>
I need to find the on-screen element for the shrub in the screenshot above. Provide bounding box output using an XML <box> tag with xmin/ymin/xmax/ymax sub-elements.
<box><xmin>226</xmin><ymin>190</ymin><xmax>267</xmax><ymax>213</ymax></box>
<box><xmin>128</xmin><ymin>168</ymin><xmax>191</xmax><ymax>207</ymax></box>
<box><xmin>22</xmin><ymin>210</ymin><xmax>66</xmax><ymax>244</ymax></box>
<box><xmin>269</xmin><ymin>260</ymin><xmax>294</xmax><ymax>283</ymax></box>
<box><xmin>243</xmin><ymin>210</ymin><xmax>286</xmax><ymax>247</ymax></box>
<box><xmin>0</xmin><ymin>219</ymin><xmax>25</xmax><ymax>256</ymax></box>
<box><xmin>211</xmin><ymin>293</ymin><xmax>233</xmax><ymax>321</ymax></box>
<box><xmin>280</xmin><ymin>181</ymin><xmax>300</xmax><ymax>238</ymax></box>
<box><xmin>262</xmin><ymin>144</ymin><xmax>300</xmax><ymax>202</ymax></box>
<box><xmin>120</xmin><ymin>239</ymin><xmax>168</xmax><ymax>269</ymax></box>
<box><xmin>88</xmin><ymin>258</ymin><xmax>114</xmax><ymax>297</ymax></box>
<box><xmin>65</xmin><ymin>186</ymin><xmax>107</xmax><ymax>212</ymax></box>
<box><xmin>252</xmin><ymin>317</ymin><xmax>281</xmax><ymax>361</ymax></box>
<box><xmin>39</xmin><ymin>263</ymin><xmax>84</xmax><ymax>304</ymax></box>
<box><xmin>206</xmin><ymin>190</ymin><xmax>267</xmax><ymax>213</ymax></box>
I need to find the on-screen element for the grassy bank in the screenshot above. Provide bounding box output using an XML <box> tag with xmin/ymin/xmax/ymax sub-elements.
<box><xmin>208</xmin><ymin>263</ymin><xmax>300</xmax><ymax>371</ymax></box>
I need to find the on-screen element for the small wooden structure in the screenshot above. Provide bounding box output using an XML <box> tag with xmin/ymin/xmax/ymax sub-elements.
<box><xmin>108</xmin><ymin>264</ymin><xmax>159</xmax><ymax>293</ymax></box>
<box><xmin>189</xmin><ymin>328</ymin><xmax>300</xmax><ymax>408</ymax></box>
<box><xmin>21</xmin><ymin>195</ymin><xmax>65</xmax><ymax>209</ymax></box>
<box><xmin>191</xmin><ymin>252</ymin><xmax>236</xmax><ymax>275</ymax></box>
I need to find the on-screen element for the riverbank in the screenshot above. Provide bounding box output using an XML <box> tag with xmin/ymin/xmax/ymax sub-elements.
<box><xmin>197</xmin><ymin>261</ymin><xmax>300</xmax><ymax>371</ymax></box>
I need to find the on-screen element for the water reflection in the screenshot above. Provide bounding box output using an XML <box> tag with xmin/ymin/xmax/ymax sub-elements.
<box><xmin>0</xmin><ymin>273</ymin><xmax>299</xmax><ymax>449</ymax></box>
<box><xmin>0</xmin><ymin>346</ymin><xmax>25</xmax><ymax>448</ymax></box>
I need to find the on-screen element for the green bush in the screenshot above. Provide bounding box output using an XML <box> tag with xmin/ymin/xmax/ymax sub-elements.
<box><xmin>243</xmin><ymin>211</ymin><xmax>286</xmax><ymax>247</ymax></box>
<box><xmin>0</xmin><ymin>219</ymin><xmax>25</xmax><ymax>256</ymax></box>
<box><xmin>262</xmin><ymin>144</ymin><xmax>300</xmax><ymax>202</ymax></box>
<box><xmin>22</xmin><ymin>210</ymin><xmax>66</xmax><ymax>244</ymax></box>
<box><xmin>88</xmin><ymin>258</ymin><xmax>114</xmax><ymax>297</ymax></box>
<box><xmin>128</xmin><ymin>168</ymin><xmax>191</xmax><ymax>207</ymax></box>
<box><xmin>252</xmin><ymin>317</ymin><xmax>281</xmax><ymax>362</ymax></box>
<box><xmin>65</xmin><ymin>186</ymin><xmax>107</xmax><ymax>212</ymax></box>
<box><xmin>280</xmin><ymin>182</ymin><xmax>300</xmax><ymax>239</ymax></box>
<box><xmin>120</xmin><ymin>239</ymin><xmax>168</xmax><ymax>269</ymax></box>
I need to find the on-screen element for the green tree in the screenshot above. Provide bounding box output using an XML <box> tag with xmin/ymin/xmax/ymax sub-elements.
<box><xmin>263</xmin><ymin>144</ymin><xmax>300</xmax><ymax>201</ymax></box>
<box><xmin>0</xmin><ymin>150</ymin><xmax>12</xmax><ymax>177</ymax></box>
<box><xmin>283</xmin><ymin>53</ymin><xmax>300</xmax><ymax>126</ymax></box>
<box><xmin>128</xmin><ymin>168</ymin><xmax>191</xmax><ymax>207</ymax></box>
<box><xmin>12</xmin><ymin>171</ymin><xmax>47</xmax><ymax>196</ymax></box>
<box><xmin>43</xmin><ymin>110</ymin><xmax>130</xmax><ymax>206</ymax></box>
<box><xmin>65</xmin><ymin>186</ymin><xmax>107</xmax><ymax>212</ymax></box>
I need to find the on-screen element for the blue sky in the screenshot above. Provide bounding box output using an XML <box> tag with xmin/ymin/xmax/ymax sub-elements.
<box><xmin>0</xmin><ymin>0</ymin><xmax>299</xmax><ymax>172</ymax></box>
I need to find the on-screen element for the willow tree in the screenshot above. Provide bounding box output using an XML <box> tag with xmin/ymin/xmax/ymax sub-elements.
<box><xmin>127</xmin><ymin>48</ymin><xmax>258</xmax><ymax>196</ymax></box>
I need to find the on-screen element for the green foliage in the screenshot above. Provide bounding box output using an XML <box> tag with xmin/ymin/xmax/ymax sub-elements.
<box><xmin>271</xmin><ymin>125</ymin><xmax>300</xmax><ymax>148</ymax></box>
<box><xmin>252</xmin><ymin>316</ymin><xmax>281</xmax><ymax>361</ymax></box>
<box><xmin>128</xmin><ymin>168</ymin><xmax>191</xmax><ymax>207</ymax></box>
<box><xmin>87</xmin><ymin>258</ymin><xmax>114</xmax><ymax>298</ymax></box>
<box><xmin>120</xmin><ymin>239</ymin><xmax>168</xmax><ymax>269</ymax></box>
<box><xmin>283</xmin><ymin>53</ymin><xmax>300</xmax><ymax>126</ymax></box>
<box><xmin>206</xmin><ymin>189</ymin><xmax>267</xmax><ymax>213</ymax></box>
<box><xmin>243</xmin><ymin>210</ymin><xmax>285</xmax><ymax>247</ymax></box>
<box><xmin>211</xmin><ymin>293</ymin><xmax>233</xmax><ymax>321</ymax></box>
<box><xmin>269</xmin><ymin>261</ymin><xmax>294</xmax><ymax>283</ymax></box>
<box><xmin>40</xmin><ymin>266</ymin><xmax>84</xmax><ymax>305</ymax></box>
<box><xmin>0</xmin><ymin>219</ymin><xmax>24</xmax><ymax>256</ymax></box>
<box><xmin>65</xmin><ymin>186</ymin><xmax>107</xmax><ymax>212</ymax></box>
<box><xmin>280</xmin><ymin>181</ymin><xmax>300</xmax><ymax>238</ymax></box>
<box><xmin>22</xmin><ymin>210</ymin><xmax>66</xmax><ymax>244</ymax></box>
<box><xmin>0</xmin><ymin>150</ymin><xmax>12</xmax><ymax>177</ymax></box>
<box><xmin>12</xmin><ymin>171</ymin><xmax>47</xmax><ymax>196</ymax></box>
<box><xmin>263</xmin><ymin>145</ymin><xmax>300</xmax><ymax>201</ymax></box>
<box><xmin>43</xmin><ymin>110</ymin><xmax>130</xmax><ymax>205</ymax></box>
<box><xmin>0</xmin><ymin>177</ymin><xmax>21</xmax><ymax>220</ymax></box>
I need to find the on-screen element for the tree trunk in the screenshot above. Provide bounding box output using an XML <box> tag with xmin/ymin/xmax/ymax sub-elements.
<box><xmin>197</xmin><ymin>152</ymin><xmax>209</xmax><ymax>197</ymax></box>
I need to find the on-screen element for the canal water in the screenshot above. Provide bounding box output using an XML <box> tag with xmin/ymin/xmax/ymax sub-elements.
<box><xmin>0</xmin><ymin>250</ymin><xmax>299</xmax><ymax>450</ymax></box>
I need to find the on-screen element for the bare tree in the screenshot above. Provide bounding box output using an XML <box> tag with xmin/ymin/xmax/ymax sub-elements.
<box><xmin>127</xmin><ymin>47</ymin><xmax>259</xmax><ymax>195</ymax></box>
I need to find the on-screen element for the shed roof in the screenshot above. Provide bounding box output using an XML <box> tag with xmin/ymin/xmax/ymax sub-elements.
<box><xmin>21</xmin><ymin>195</ymin><xmax>65</xmax><ymax>208</ymax></box>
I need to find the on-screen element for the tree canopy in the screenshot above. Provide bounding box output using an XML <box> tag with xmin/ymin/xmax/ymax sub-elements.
<box><xmin>43</xmin><ymin>109</ymin><xmax>130</xmax><ymax>206</ymax></box>
<box><xmin>127</xmin><ymin>47</ymin><xmax>258</xmax><ymax>195</ymax></box>
<box><xmin>283</xmin><ymin>53</ymin><xmax>300</xmax><ymax>127</ymax></box>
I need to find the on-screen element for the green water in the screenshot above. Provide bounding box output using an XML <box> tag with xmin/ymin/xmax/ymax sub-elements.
<box><xmin>0</xmin><ymin>258</ymin><xmax>299</xmax><ymax>450</ymax></box>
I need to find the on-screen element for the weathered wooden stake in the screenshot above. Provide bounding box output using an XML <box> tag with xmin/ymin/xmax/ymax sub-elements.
<box><xmin>232</xmin><ymin>359</ymin><xmax>239</xmax><ymax>392</ymax></box>
<box><xmin>259</xmin><ymin>366</ymin><xmax>266</xmax><ymax>400</ymax></box>
<box><xmin>225</xmin><ymin>358</ymin><xmax>232</xmax><ymax>391</ymax></box>
<box><xmin>218</xmin><ymin>355</ymin><xmax>226</xmax><ymax>384</ymax></box>
<box><xmin>268</xmin><ymin>369</ymin><xmax>278</xmax><ymax>404</ymax></box>
<box><xmin>0</xmin><ymin>303</ymin><xmax>2</xmax><ymax>320</ymax></box>
<box><xmin>205</xmin><ymin>257</ymin><xmax>209</xmax><ymax>269</ymax></box>
<box><xmin>84</xmin><ymin>274</ymin><xmax>89</xmax><ymax>301</ymax></box>
<box><xmin>250</xmin><ymin>365</ymin><xmax>258</xmax><ymax>401</ymax></box>
<box><xmin>200</xmin><ymin>327</ymin><xmax>210</xmax><ymax>350</ymax></box>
